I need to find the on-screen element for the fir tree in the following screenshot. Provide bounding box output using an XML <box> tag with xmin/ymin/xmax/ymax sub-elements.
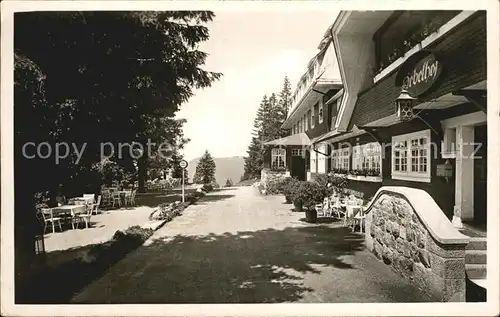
<box><xmin>278</xmin><ymin>76</ymin><xmax>292</xmax><ymax>137</ymax></box>
<box><xmin>193</xmin><ymin>150</ymin><xmax>216</xmax><ymax>184</ymax></box>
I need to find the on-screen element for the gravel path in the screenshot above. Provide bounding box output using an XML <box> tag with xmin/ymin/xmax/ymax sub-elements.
<box><xmin>72</xmin><ymin>186</ymin><xmax>437</xmax><ymax>303</ymax></box>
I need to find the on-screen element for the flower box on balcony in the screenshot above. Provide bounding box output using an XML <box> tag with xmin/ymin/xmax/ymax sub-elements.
<box><xmin>347</xmin><ymin>174</ymin><xmax>383</xmax><ymax>183</ymax></box>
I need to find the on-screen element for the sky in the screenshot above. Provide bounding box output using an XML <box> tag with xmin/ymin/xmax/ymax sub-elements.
<box><xmin>176</xmin><ymin>11</ymin><xmax>338</xmax><ymax>161</ymax></box>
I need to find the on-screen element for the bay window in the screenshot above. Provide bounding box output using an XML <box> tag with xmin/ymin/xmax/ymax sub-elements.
<box><xmin>352</xmin><ymin>142</ymin><xmax>382</xmax><ymax>175</ymax></box>
<box><xmin>271</xmin><ymin>148</ymin><xmax>286</xmax><ymax>170</ymax></box>
<box><xmin>392</xmin><ymin>130</ymin><xmax>431</xmax><ymax>182</ymax></box>
<box><xmin>330</xmin><ymin>147</ymin><xmax>350</xmax><ymax>172</ymax></box>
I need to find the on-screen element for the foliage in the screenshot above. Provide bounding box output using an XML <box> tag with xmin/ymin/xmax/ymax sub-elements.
<box><xmin>15</xmin><ymin>11</ymin><xmax>221</xmax><ymax>196</ymax></box>
<box><xmin>375</xmin><ymin>13</ymin><xmax>456</xmax><ymax>74</ymax></box>
<box><xmin>331</xmin><ymin>168</ymin><xmax>349</xmax><ymax>175</ymax></box>
<box><xmin>328</xmin><ymin>173</ymin><xmax>349</xmax><ymax>195</ymax></box>
<box><xmin>290</xmin><ymin>181</ymin><xmax>326</xmax><ymax>210</ymax></box>
<box><xmin>193</xmin><ymin>150</ymin><xmax>216</xmax><ymax>184</ymax></box>
<box><xmin>14</xmin><ymin>11</ymin><xmax>221</xmax><ymax>274</ymax></box>
<box><xmin>149</xmin><ymin>201</ymin><xmax>186</xmax><ymax>221</ymax></box>
<box><xmin>349</xmin><ymin>168</ymin><xmax>381</xmax><ymax>177</ymax></box>
<box><xmin>225</xmin><ymin>179</ymin><xmax>233</xmax><ymax>187</ymax></box>
<box><xmin>201</xmin><ymin>183</ymin><xmax>214</xmax><ymax>192</ymax></box>
<box><xmin>281</xmin><ymin>177</ymin><xmax>301</xmax><ymax>202</ymax></box>
<box><xmin>170</xmin><ymin>151</ymin><xmax>189</xmax><ymax>181</ymax></box>
<box><xmin>312</xmin><ymin>173</ymin><xmax>349</xmax><ymax>197</ymax></box>
<box><xmin>264</xmin><ymin>176</ymin><xmax>289</xmax><ymax>195</ymax></box>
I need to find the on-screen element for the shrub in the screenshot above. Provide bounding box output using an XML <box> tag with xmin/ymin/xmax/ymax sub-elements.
<box><xmin>194</xmin><ymin>190</ymin><xmax>205</xmax><ymax>198</ymax></box>
<box><xmin>312</xmin><ymin>173</ymin><xmax>348</xmax><ymax>197</ymax></box>
<box><xmin>265</xmin><ymin>176</ymin><xmax>289</xmax><ymax>195</ymax></box>
<box><xmin>202</xmin><ymin>183</ymin><xmax>214</xmax><ymax>192</ymax></box>
<box><xmin>281</xmin><ymin>177</ymin><xmax>301</xmax><ymax>202</ymax></box>
<box><xmin>187</xmin><ymin>193</ymin><xmax>198</xmax><ymax>204</ymax></box>
<box><xmin>291</xmin><ymin>181</ymin><xmax>326</xmax><ymax>210</ymax></box>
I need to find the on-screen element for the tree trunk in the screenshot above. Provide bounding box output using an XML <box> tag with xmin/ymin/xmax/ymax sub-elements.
<box><xmin>138</xmin><ymin>156</ymin><xmax>147</xmax><ymax>193</ymax></box>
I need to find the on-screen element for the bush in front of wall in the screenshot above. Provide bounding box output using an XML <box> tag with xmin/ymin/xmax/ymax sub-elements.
<box><xmin>291</xmin><ymin>181</ymin><xmax>325</xmax><ymax>211</ymax></box>
<box><xmin>281</xmin><ymin>177</ymin><xmax>301</xmax><ymax>204</ymax></box>
<box><xmin>202</xmin><ymin>183</ymin><xmax>214</xmax><ymax>192</ymax></box>
<box><xmin>290</xmin><ymin>181</ymin><xmax>326</xmax><ymax>223</ymax></box>
<box><xmin>265</xmin><ymin>176</ymin><xmax>290</xmax><ymax>195</ymax></box>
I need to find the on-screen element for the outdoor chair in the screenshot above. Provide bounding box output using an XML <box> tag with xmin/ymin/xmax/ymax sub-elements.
<box><xmin>83</xmin><ymin>194</ymin><xmax>95</xmax><ymax>204</ymax></box>
<box><xmin>40</xmin><ymin>208</ymin><xmax>63</xmax><ymax>234</ymax></box>
<box><xmin>101</xmin><ymin>190</ymin><xmax>112</xmax><ymax>207</ymax></box>
<box><xmin>75</xmin><ymin>204</ymin><xmax>94</xmax><ymax>229</ymax></box>
<box><xmin>344</xmin><ymin>198</ymin><xmax>365</xmax><ymax>233</ymax></box>
<box><xmin>92</xmin><ymin>195</ymin><xmax>102</xmax><ymax>214</ymax></box>
<box><xmin>112</xmin><ymin>191</ymin><xmax>122</xmax><ymax>208</ymax></box>
<box><xmin>123</xmin><ymin>190</ymin><xmax>132</xmax><ymax>206</ymax></box>
<box><xmin>126</xmin><ymin>190</ymin><xmax>136</xmax><ymax>206</ymax></box>
<box><xmin>315</xmin><ymin>198</ymin><xmax>327</xmax><ymax>217</ymax></box>
<box><xmin>330</xmin><ymin>196</ymin><xmax>345</xmax><ymax>220</ymax></box>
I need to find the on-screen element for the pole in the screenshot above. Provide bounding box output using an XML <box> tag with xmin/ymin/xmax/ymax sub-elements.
<box><xmin>182</xmin><ymin>171</ymin><xmax>185</xmax><ymax>203</ymax></box>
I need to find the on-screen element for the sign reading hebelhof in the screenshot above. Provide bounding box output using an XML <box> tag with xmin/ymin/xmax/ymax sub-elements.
<box><xmin>397</xmin><ymin>52</ymin><xmax>442</xmax><ymax>97</ymax></box>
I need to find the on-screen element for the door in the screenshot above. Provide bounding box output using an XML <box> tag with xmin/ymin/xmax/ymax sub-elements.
<box><xmin>473</xmin><ymin>124</ymin><xmax>487</xmax><ymax>228</ymax></box>
<box><xmin>290</xmin><ymin>148</ymin><xmax>306</xmax><ymax>181</ymax></box>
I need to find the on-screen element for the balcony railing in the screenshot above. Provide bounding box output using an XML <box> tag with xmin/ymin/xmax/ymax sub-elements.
<box><xmin>374</xmin><ymin>11</ymin><xmax>460</xmax><ymax>75</ymax></box>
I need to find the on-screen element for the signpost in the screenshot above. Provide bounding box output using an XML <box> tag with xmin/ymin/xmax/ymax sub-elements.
<box><xmin>179</xmin><ymin>159</ymin><xmax>188</xmax><ymax>203</ymax></box>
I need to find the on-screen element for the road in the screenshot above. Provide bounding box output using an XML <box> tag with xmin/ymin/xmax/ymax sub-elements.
<box><xmin>72</xmin><ymin>186</ymin><xmax>436</xmax><ymax>303</ymax></box>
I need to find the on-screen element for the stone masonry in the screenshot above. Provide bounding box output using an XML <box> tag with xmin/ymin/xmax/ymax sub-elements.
<box><xmin>365</xmin><ymin>190</ymin><xmax>469</xmax><ymax>302</ymax></box>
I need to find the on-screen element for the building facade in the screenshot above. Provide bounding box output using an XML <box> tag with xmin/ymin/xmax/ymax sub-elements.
<box><xmin>324</xmin><ymin>10</ymin><xmax>486</xmax><ymax>228</ymax></box>
<box><xmin>262</xmin><ymin>26</ymin><xmax>343</xmax><ymax>181</ymax></box>
<box><xmin>263</xmin><ymin>9</ymin><xmax>488</xmax><ymax>295</ymax></box>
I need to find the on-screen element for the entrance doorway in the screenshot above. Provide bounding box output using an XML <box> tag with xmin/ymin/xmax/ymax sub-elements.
<box><xmin>290</xmin><ymin>148</ymin><xmax>306</xmax><ymax>181</ymax></box>
<box><xmin>472</xmin><ymin>124</ymin><xmax>487</xmax><ymax>230</ymax></box>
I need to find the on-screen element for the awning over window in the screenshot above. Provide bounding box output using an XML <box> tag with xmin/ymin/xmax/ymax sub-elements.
<box><xmin>264</xmin><ymin>132</ymin><xmax>312</xmax><ymax>146</ymax></box>
<box><xmin>313</xmin><ymin>125</ymin><xmax>367</xmax><ymax>144</ymax></box>
<box><xmin>359</xmin><ymin>114</ymin><xmax>401</xmax><ymax>128</ymax></box>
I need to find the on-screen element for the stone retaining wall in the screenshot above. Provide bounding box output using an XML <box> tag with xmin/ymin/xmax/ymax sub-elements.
<box><xmin>364</xmin><ymin>187</ymin><xmax>470</xmax><ymax>302</ymax></box>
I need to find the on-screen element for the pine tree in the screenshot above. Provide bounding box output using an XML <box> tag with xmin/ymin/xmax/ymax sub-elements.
<box><xmin>278</xmin><ymin>76</ymin><xmax>292</xmax><ymax>137</ymax></box>
<box><xmin>193</xmin><ymin>150</ymin><xmax>216</xmax><ymax>184</ymax></box>
<box><xmin>243</xmin><ymin>136</ymin><xmax>264</xmax><ymax>180</ymax></box>
<box><xmin>252</xmin><ymin>95</ymin><xmax>268</xmax><ymax>138</ymax></box>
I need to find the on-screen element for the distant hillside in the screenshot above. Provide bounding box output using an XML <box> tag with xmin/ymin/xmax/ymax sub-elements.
<box><xmin>187</xmin><ymin>156</ymin><xmax>245</xmax><ymax>186</ymax></box>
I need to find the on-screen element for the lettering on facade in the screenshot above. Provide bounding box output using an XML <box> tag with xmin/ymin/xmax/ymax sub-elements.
<box><xmin>397</xmin><ymin>52</ymin><xmax>442</xmax><ymax>97</ymax></box>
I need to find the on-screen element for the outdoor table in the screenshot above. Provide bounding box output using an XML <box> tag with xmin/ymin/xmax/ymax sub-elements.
<box><xmin>53</xmin><ymin>204</ymin><xmax>86</xmax><ymax>217</ymax></box>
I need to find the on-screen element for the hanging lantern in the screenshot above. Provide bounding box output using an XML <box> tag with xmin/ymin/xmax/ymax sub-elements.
<box><xmin>395</xmin><ymin>89</ymin><xmax>417</xmax><ymax>122</ymax></box>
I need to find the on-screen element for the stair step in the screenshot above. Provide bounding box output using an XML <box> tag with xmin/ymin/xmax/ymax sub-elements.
<box><xmin>465</xmin><ymin>250</ymin><xmax>487</xmax><ymax>264</ymax></box>
<box><xmin>466</xmin><ymin>237</ymin><xmax>487</xmax><ymax>250</ymax></box>
<box><xmin>466</xmin><ymin>264</ymin><xmax>487</xmax><ymax>279</ymax></box>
